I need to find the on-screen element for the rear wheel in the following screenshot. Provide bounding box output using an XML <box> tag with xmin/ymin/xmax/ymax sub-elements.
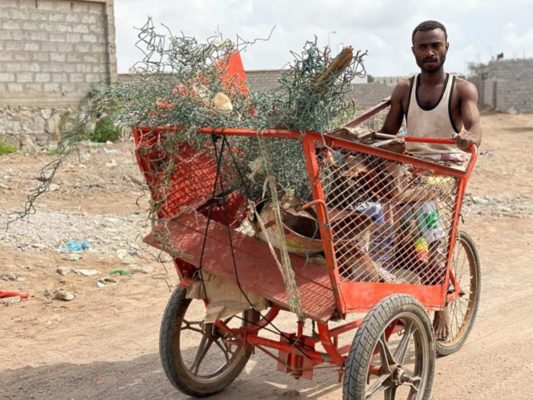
<box><xmin>160</xmin><ymin>287</ymin><xmax>259</xmax><ymax>397</ymax></box>
<box><xmin>435</xmin><ymin>230</ymin><xmax>480</xmax><ymax>356</ymax></box>
<box><xmin>343</xmin><ymin>294</ymin><xmax>435</xmax><ymax>400</ymax></box>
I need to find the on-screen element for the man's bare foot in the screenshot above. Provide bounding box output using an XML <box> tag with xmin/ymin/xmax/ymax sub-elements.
<box><xmin>433</xmin><ymin>309</ymin><xmax>450</xmax><ymax>341</ymax></box>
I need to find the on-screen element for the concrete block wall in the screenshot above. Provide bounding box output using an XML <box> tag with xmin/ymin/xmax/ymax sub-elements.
<box><xmin>473</xmin><ymin>59</ymin><xmax>533</xmax><ymax>113</ymax></box>
<box><xmin>246</xmin><ymin>70</ymin><xmax>283</xmax><ymax>92</ymax></box>
<box><xmin>245</xmin><ymin>70</ymin><xmax>393</xmax><ymax>110</ymax></box>
<box><xmin>0</xmin><ymin>0</ymin><xmax>116</xmax><ymax>143</ymax></box>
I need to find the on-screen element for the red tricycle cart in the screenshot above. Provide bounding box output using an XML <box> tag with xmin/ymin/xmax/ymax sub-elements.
<box><xmin>133</xmin><ymin>99</ymin><xmax>480</xmax><ymax>400</ymax></box>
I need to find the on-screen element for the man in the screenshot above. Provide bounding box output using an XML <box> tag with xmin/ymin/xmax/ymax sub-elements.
<box><xmin>379</xmin><ymin>20</ymin><xmax>482</xmax><ymax>340</ymax></box>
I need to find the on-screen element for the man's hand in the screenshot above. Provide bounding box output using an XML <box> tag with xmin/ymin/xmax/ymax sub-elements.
<box><xmin>455</xmin><ymin>130</ymin><xmax>479</xmax><ymax>152</ymax></box>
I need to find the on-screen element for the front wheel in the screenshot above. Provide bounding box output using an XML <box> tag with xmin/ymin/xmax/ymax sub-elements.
<box><xmin>343</xmin><ymin>294</ymin><xmax>436</xmax><ymax>400</ymax></box>
<box><xmin>435</xmin><ymin>230</ymin><xmax>480</xmax><ymax>356</ymax></box>
<box><xmin>159</xmin><ymin>287</ymin><xmax>259</xmax><ymax>397</ymax></box>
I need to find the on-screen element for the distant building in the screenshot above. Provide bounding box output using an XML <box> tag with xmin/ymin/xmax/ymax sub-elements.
<box><xmin>470</xmin><ymin>58</ymin><xmax>533</xmax><ymax>113</ymax></box>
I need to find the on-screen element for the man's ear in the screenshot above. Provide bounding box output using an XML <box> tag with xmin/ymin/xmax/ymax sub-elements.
<box><xmin>411</xmin><ymin>45</ymin><xmax>415</xmax><ymax>55</ymax></box>
<box><xmin>446</xmin><ymin>42</ymin><xmax>449</xmax><ymax>52</ymax></box>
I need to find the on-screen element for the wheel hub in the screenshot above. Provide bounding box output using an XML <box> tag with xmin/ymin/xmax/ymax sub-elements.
<box><xmin>392</xmin><ymin>366</ymin><xmax>413</xmax><ymax>386</ymax></box>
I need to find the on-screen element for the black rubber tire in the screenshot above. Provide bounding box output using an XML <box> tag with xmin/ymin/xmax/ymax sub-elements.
<box><xmin>343</xmin><ymin>294</ymin><xmax>436</xmax><ymax>400</ymax></box>
<box><xmin>159</xmin><ymin>287</ymin><xmax>257</xmax><ymax>397</ymax></box>
<box><xmin>435</xmin><ymin>230</ymin><xmax>481</xmax><ymax>357</ymax></box>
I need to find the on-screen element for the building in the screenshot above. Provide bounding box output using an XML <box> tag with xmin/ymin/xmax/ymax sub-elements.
<box><xmin>0</xmin><ymin>0</ymin><xmax>116</xmax><ymax>144</ymax></box>
<box><xmin>471</xmin><ymin>58</ymin><xmax>533</xmax><ymax>113</ymax></box>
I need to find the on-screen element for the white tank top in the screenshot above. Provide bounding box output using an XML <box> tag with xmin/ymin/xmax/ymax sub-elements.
<box><xmin>406</xmin><ymin>73</ymin><xmax>462</xmax><ymax>156</ymax></box>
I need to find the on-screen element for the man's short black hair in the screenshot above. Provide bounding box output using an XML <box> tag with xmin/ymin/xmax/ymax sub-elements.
<box><xmin>412</xmin><ymin>20</ymin><xmax>447</xmax><ymax>43</ymax></box>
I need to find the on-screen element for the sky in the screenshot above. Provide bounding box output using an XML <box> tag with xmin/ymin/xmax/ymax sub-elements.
<box><xmin>114</xmin><ymin>0</ymin><xmax>533</xmax><ymax>78</ymax></box>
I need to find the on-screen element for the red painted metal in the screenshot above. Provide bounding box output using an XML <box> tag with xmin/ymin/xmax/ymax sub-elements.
<box><xmin>248</xmin><ymin>335</ymin><xmax>329</xmax><ymax>363</ymax></box>
<box><xmin>340</xmin><ymin>282</ymin><xmax>443</xmax><ymax>312</ymax></box>
<box><xmin>145</xmin><ymin>212</ymin><xmax>337</xmax><ymax>321</ymax></box>
<box><xmin>317</xmin><ymin>321</ymin><xmax>345</xmax><ymax>364</ymax></box>
<box><xmin>344</xmin><ymin>98</ymin><xmax>392</xmax><ymax>128</ymax></box>
<box><xmin>441</xmin><ymin>146</ymin><xmax>477</xmax><ymax>306</ymax></box>
<box><xmin>302</xmin><ymin>135</ymin><xmax>346</xmax><ymax>315</ymax></box>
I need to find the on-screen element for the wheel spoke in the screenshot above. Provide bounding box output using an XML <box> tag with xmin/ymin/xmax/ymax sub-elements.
<box><xmin>405</xmin><ymin>376</ymin><xmax>421</xmax><ymax>399</ymax></box>
<box><xmin>190</xmin><ymin>335</ymin><xmax>214</xmax><ymax>376</ymax></box>
<box><xmin>213</xmin><ymin>337</ymin><xmax>232</xmax><ymax>364</ymax></box>
<box><xmin>366</xmin><ymin>374</ymin><xmax>390</xmax><ymax>399</ymax></box>
<box><xmin>394</xmin><ymin>321</ymin><xmax>416</xmax><ymax>365</ymax></box>
<box><xmin>384</xmin><ymin>386</ymin><xmax>397</xmax><ymax>400</ymax></box>
<box><xmin>378</xmin><ymin>334</ymin><xmax>396</xmax><ymax>373</ymax></box>
<box><xmin>183</xmin><ymin>319</ymin><xmax>205</xmax><ymax>334</ymax></box>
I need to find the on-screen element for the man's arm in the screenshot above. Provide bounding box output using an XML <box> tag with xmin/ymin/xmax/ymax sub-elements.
<box><xmin>456</xmin><ymin>81</ymin><xmax>482</xmax><ymax>151</ymax></box>
<box><xmin>379</xmin><ymin>81</ymin><xmax>409</xmax><ymax>134</ymax></box>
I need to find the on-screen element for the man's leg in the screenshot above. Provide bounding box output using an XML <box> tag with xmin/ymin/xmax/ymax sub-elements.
<box><xmin>433</xmin><ymin>309</ymin><xmax>450</xmax><ymax>341</ymax></box>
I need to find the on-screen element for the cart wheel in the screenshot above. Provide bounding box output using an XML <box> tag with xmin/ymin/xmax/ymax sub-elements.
<box><xmin>160</xmin><ymin>287</ymin><xmax>259</xmax><ymax>397</ymax></box>
<box><xmin>435</xmin><ymin>230</ymin><xmax>480</xmax><ymax>356</ymax></box>
<box><xmin>343</xmin><ymin>294</ymin><xmax>435</xmax><ymax>400</ymax></box>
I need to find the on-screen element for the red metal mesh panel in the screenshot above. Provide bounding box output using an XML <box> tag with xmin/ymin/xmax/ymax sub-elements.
<box><xmin>132</xmin><ymin>128</ymin><xmax>246</xmax><ymax>225</ymax></box>
<box><xmin>318</xmin><ymin>147</ymin><xmax>459</xmax><ymax>286</ymax></box>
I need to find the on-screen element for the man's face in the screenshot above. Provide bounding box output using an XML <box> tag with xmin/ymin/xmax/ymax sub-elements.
<box><xmin>412</xmin><ymin>29</ymin><xmax>448</xmax><ymax>73</ymax></box>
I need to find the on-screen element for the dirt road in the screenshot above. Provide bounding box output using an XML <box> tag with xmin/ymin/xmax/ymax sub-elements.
<box><xmin>1</xmin><ymin>112</ymin><xmax>532</xmax><ymax>399</ymax></box>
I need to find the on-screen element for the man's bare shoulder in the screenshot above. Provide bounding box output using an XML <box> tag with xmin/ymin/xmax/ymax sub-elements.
<box><xmin>390</xmin><ymin>78</ymin><xmax>412</xmax><ymax>101</ymax></box>
<box><xmin>454</xmin><ymin>77</ymin><xmax>478</xmax><ymax>100</ymax></box>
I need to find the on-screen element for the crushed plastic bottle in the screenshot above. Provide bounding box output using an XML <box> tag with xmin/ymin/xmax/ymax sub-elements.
<box><xmin>58</xmin><ymin>240</ymin><xmax>90</xmax><ymax>253</ymax></box>
<box><xmin>354</xmin><ymin>202</ymin><xmax>385</xmax><ymax>225</ymax></box>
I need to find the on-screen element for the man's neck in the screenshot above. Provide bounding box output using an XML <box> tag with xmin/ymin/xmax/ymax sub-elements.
<box><xmin>419</xmin><ymin>69</ymin><xmax>446</xmax><ymax>85</ymax></box>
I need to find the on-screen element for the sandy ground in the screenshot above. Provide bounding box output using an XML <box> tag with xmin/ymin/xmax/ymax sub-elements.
<box><xmin>1</xmin><ymin>112</ymin><xmax>533</xmax><ymax>399</ymax></box>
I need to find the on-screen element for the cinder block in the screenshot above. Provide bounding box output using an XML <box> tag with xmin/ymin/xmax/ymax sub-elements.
<box><xmin>0</xmin><ymin>52</ymin><xmax>13</xmax><ymax>62</ymax></box>
<box><xmin>76</xmin><ymin>64</ymin><xmax>92</xmax><ymax>73</ymax></box>
<box><xmin>24</xmin><ymin>83</ymin><xmax>43</xmax><ymax>93</ymax></box>
<box><xmin>66</xmin><ymin>53</ymin><xmax>83</xmax><ymax>63</ymax></box>
<box><xmin>7</xmin><ymin>83</ymin><xmax>24</xmax><ymax>92</ymax></box>
<box><xmin>85</xmin><ymin>73</ymin><xmax>103</xmax><ymax>83</ymax></box>
<box><xmin>49</xmin><ymin>33</ymin><xmax>66</xmax><ymax>42</ymax></box>
<box><xmin>2</xmin><ymin>20</ymin><xmax>19</xmax><ymax>30</ymax></box>
<box><xmin>57</xmin><ymin>23</ymin><xmax>74</xmax><ymax>33</ymax></box>
<box><xmin>16</xmin><ymin>72</ymin><xmax>34</xmax><ymax>83</ymax></box>
<box><xmin>35</xmin><ymin>73</ymin><xmax>51</xmax><ymax>83</ymax></box>
<box><xmin>33</xmin><ymin>53</ymin><xmax>50</xmax><ymax>62</ymax></box>
<box><xmin>83</xmin><ymin>54</ymin><xmax>98</xmax><ymax>63</ymax></box>
<box><xmin>52</xmin><ymin>73</ymin><xmax>68</xmax><ymax>83</ymax></box>
<box><xmin>44</xmin><ymin>83</ymin><xmax>61</xmax><ymax>92</ymax></box>
<box><xmin>48</xmin><ymin>13</ymin><xmax>65</xmax><ymax>22</ymax></box>
<box><xmin>55</xmin><ymin>43</ymin><xmax>74</xmax><ymax>52</ymax></box>
<box><xmin>69</xmin><ymin>73</ymin><xmax>85</xmax><ymax>83</ymax></box>
<box><xmin>73</xmin><ymin>24</ymin><xmax>90</xmax><ymax>34</ymax></box>
<box><xmin>50</xmin><ymin>53</ymin><xmax>66</xmax><ymax>62</ymax></box>
<box><xmin>27</xmin><ymin>63</ymin><xmax>41</xmax><ymax>72</ymax></box>
<box><xmin>0</xmin><ymin>73</ymin><xmax>15</xmax><ymax>82</ymax></box>
<box><xmin>0</xmin><ymin>30</ymin><xmax>12</xmax><ymax>40</ymax></box>
<box><xmin>61</xmin><ymin>83</ymin><xmax>77</xmax><ymax>92</ymax></box>
<box><xmin>75</xmin><ymin>43</ymin><xmax>91</xmax><ymax>53</ymax></box>
<box><xmin>82</xmin><ymin>34</ymin><xmax>98</xmax><ymax>43</ymax></box>
<box><xmin>14</xmin><ymin>53</ymin><xmax>32</xmax><ymax>62</ymax></box>
<box><xmin>67</xmin><ymin>33</ymin><xmax>82</xmax><ymax>43</ymax></box>
<box><xmin>65</xmin><ymin>14</ymin><xmax>81</xmax><ymax>23</ymax></box>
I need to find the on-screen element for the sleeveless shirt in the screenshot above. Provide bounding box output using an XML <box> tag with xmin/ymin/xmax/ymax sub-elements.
<box><xmin>405</xmin><ymin>73</ymin><xmax>463</xmax><ymax>157</ymax></box>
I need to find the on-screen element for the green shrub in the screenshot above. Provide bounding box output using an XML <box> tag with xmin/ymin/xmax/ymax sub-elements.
<box><xmin>88</xmin><ymin>117</ymin><xmax>121</xmax><ymax>143</ymax></box>
<box><xmin>0</xmin><ymin>140</ymin><xmax>17</xmax><ymax>155</ymax></box>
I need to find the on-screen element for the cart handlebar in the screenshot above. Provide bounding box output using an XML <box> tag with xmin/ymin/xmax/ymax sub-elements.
<box><xmin>403</xmin><ymin>136</ymin><xmax>477</xmax><ymax>176</ymax></box>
